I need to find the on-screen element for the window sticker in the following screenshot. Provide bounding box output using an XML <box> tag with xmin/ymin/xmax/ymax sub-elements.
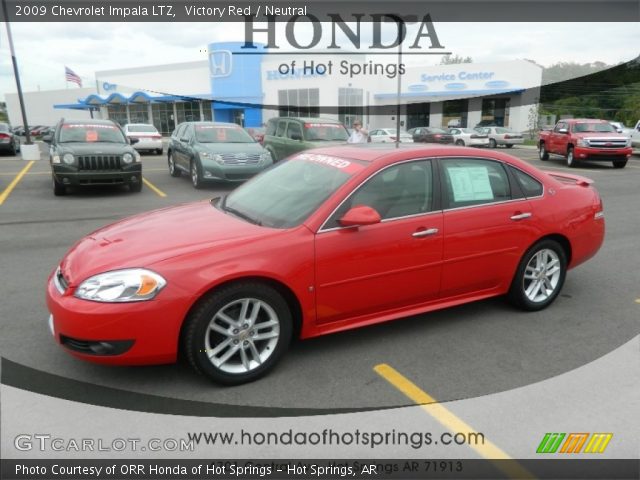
<box><xmin>295</xmin><ymin>153</ymin><xmax>364</xmax><ymax>174</ymax></box>
<box><xmin>85</xmin><ymin>130</ymin><xmax>98</xmax><ymax>142</ymax></box>
<box><xmin>448</xmin><ymin>166</ymin><xmax>494</xmax><ymax>202</ymax></box>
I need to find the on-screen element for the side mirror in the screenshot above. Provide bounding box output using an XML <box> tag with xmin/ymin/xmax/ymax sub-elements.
<box><xmin>129</xmin><ymin>137</ymin><xmax>140</xmax><ymax>145</ymax></box>
<box><xmin>557</xmin><ymin>128</ymin><xmax>568</xmax><ymax>134</ymax></box>
<box><xmin>291</xmin><ymin>133</ymin><xmax>302</xmax><ymax>141</ymax></box>
<box><xmin>338</xmin><ymin>205</ymin><xmax>381</xmax><ymax>228</ymax></box>
<box><xmin>42</xmin><ymin>135</ymin><xmax>52</xmax><ymax>144</ymax></box>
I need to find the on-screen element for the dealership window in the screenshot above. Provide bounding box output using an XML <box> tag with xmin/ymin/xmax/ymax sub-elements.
<box><xmin>152</xmin><ymin>103</ymin><xmax>175</xmax><ymax>135</ymax></box>
<box><xmin>106</xmin><ymin>105</ymin><xmax>128</xmax><ymax>126</ymax></box>
<box><xmin>278</xmin><ymin>89</ymin><xmax>320</xmax><ymax>118</ymax></box>
<box><xmin>338</xmin><ymin>88</ymin><xmax>363</xmax><ymax>127</ymax></box>
<box><xmin>481</xmin><ymin>98</ymin><xmax>511</xmax><ymax>127</ymax></box>
<box><xmin>176</xmin><ymin>101</ymin><xmax>201</xmax><ymax>123</ymax></box>
<box><xmin>443</xmin><ymin>99</ymin><xmax>468</xmax><ymax>128</ymax></box>
<box><xmin>407</xmin><ymin>103</ymin><xmax>430</xmax><ymax>130</ymax></box>
<box><xmin>201</xmin><ymin>100</ymin><xmax>213</xmax><ymax>121</ymax></box>
<box><xmin>128</xmin><ymin>104</ymin><xmax>149</xmax><ymax>124</ymax></box>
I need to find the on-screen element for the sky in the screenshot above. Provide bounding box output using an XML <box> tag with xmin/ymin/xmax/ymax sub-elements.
<box><xmin>1</xmin><ymin>22</ymin><xmax>638</xmax><ymax>98</ymax></box>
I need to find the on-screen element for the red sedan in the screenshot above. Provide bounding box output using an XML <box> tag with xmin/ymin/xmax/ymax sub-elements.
<box><xmin>46</xmin><ymin>145</ymin><xmax>605</xmax><ymax>384</ymax></box>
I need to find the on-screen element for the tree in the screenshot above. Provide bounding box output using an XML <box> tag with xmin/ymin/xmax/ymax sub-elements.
<box><xmin>440</xmin><ymin>54</ymin><xmax>472</xmax><ymax>65</ymax></box>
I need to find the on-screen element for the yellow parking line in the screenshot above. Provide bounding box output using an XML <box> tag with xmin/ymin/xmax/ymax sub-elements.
<box><xmin>374</xmin><ymin>364</ymin><xmax>535</xmax><ymax>479</ymax></box>
<box><xmin>142</xmin><ymin>177</ymin><xmax>167</xmax><ymax>197</ymax></box>
<box><xmin>635</xmin><ymin>299</ymin><xmax>640</xmax><ymax>304</ymax></box>
<box><xmin>0</xmin><ymin>161</ymin><xmax>35</xmax><ymax>205</ymax></box>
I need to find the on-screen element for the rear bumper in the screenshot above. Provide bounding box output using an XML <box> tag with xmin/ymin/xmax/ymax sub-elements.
<box><xmin>573</xmin><ymin>146</ymin><xmax>632</xmax><ymax>161</ymax></box>
<box><xmin>132</xmin><ymin>139</ymin><xmax>163</xmax><ymax>151</ymax></box>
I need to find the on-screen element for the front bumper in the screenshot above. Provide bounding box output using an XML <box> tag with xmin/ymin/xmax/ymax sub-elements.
<box><xmin>52</xmin><ymin>164</ymin><xmax>142</xmax><ymax>186</ymax></box>
<box><xmin>46</xmin><ymin>273</ymin><xmax>187</xmax><ymax>365</ymax></box>
<box><xmin>573</xmin><ymin>146</ymin><xmax>633</xmax><ymax>161</ymax></box>
<box><xmin>201</xmin><ymin>160</ymin><xmax>271</xmax><ymax>182</ymax></box>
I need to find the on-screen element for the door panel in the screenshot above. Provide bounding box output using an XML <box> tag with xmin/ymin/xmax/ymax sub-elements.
<box><xmin>315</xmin><ymin>159</ymin><xmax>443</xmax><ymax>325</ymax></box>
<box><xmin>439</xmin><ymin>157</ymin><xmax>538</xmax><ymax>297</ymax></box>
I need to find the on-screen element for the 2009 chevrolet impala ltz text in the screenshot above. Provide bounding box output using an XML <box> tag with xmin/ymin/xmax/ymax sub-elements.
<box><xmin>46</xmin><ymin>144</ymin><xmax>605</xmax><ymax>384</ymax></box>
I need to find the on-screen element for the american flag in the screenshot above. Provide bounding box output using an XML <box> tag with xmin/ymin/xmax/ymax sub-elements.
<box><xmin>65</xmin><ymin>66</ymin><xmax>82</xmax><ymax>87</ymax></box>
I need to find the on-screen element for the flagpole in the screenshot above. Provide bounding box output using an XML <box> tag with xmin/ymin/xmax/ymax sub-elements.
<box><xmin>2</xmin><ymin>0</ymin><xmax>32</xmax><ymax>145</ymax></box>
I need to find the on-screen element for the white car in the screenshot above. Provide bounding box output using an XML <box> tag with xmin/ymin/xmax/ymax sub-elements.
<box><xmin>476</xmin><ymin>127</ymin><xmax>524</xmax><ymax>148</ymax></box>
<box><xmin>368</xmin><ymin>128</ymin><xmax>414</xmax><ymax>143</ymax></box>
<box><xmin>448</xmin><ymin>127</ymin><xmax>490</xmax><ymax>147</ymax></box>
<box><xmin>124</xmin><ymin>124</ymin><xmax>163</xmax><ymax>154</ymax></box>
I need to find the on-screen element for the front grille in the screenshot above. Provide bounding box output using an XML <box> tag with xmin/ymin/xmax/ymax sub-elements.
<box><xmin>77</xmin><ymin>155</ymin><xmax>122</xmax><ymax>171</ymax></box>
<box><xmin>225</xmin><ymin>173</ymin><xmax>254</xmax><ymax>180</ymax></box>
<box><xmin>586</xmin><ymin>138</ymin><xmax>628</xmax><ymax>148</ymax></box>
<box><xmin>219</xmin><ymin>153</ymin><xmax>261</xmax><ymax>165</ymax></box>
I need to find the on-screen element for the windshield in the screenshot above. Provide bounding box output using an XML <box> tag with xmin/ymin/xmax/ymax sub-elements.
<box><xmin>303</xmin><ymin>123</ymin><xmax>349</xmax><ymax>141</ymax></box>
<box><xmin>221</xmin><ymin>153</ymin><xmax>363</xmax><ymax>228</ymax></box>
<box><xmin>127</xmin><ymin>124</ymin><xmax>158</xmax><ymax>133</ymax></box>
<box><xmin>573</xmin><ymin>122</ymin><xmax>615</xmax><ymax>133</ymax></box>
<box><xmin>59</xmin><ymin>123</ymin><xmax>126</xmax><ymax>143</ymax></box>
<box><xmin>195</xmin><ymin>125</ymin><xmax>254</xmax><ymax>143</ymax></box>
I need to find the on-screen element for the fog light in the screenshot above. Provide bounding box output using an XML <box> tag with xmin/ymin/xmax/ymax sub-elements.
<box><xmin>89</xmin><ymin>342</ymin><xmax>115</xmax><ymax>355</ymax></box>
<box><xmin>131</xmin><ymin>176</ymin><xmax>139</xmax><ymax>183</ymax></box>
<box><xmin>204</xmin><ymin>171</ymin><xmax>213</xmax><ymax>178</ymax></box>
<box><xmin>62</xmin><ymin>178</ymin><xmax>70</xmax><ymax>184</ymax></box>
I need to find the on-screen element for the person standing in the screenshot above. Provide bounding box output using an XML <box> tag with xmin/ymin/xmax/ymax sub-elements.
<box><xmin>347</xmin><ymin>119</ymin><xmax>369</xmax><ymax>144</ymax></box>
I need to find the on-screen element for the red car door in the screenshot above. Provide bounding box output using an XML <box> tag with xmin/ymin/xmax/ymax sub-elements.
<box><xmin>438</xmin><ymin>157</ymin><xmax>539</xmax><ymax>298</ymax></box>
<box><xmin>549</xmin><ymin>121</ymin><xmax>568</xmax><ymax>154</ymax></box>
<box><xmin>314</xmin><ymin>159</ymin><xmax>443</xmax><ymax>325</ymax></box>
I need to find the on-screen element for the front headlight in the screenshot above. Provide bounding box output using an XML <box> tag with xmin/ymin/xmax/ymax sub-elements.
<box><xmin>122</xmin><ymin>153</ymin><xmax>134</xmax><ymax>164</ymax></box>
<box><xmin>74</xmin><ymin>269</ymin><xmax>166</xmax><ymax>303</ymax></box>
<box><xmin>62</xmin><ymin>153</ymin><xmax>74</xmax><ymax>165</ymax></box>
<box><xmin>260</xmin><ymin>151</ymin><xmax>272</xmax><ymax>164</ymax></box>
<box><xmin>200</xmin><ymin>152</ymin><xmax>223</xmax><ymax>164</ymax></box>
<box><xmin>577</xmin><ymin>139</ymin><xmax>589</xmax><ymax>147</ymax></box>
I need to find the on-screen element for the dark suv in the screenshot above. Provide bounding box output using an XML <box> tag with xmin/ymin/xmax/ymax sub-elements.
<box><xmin>44</xmin><ymin>119</ymin><xmax>141</xmax><ymax>196</ymax></box>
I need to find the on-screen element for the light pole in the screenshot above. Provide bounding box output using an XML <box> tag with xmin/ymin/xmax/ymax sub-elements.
<box><xmin>2</xmin><ymin>0</ymin><xmax>32</xmax><ymax>145</ymax></box>
<box><xmin>395</xmin><ymin>22</ymin><xmax>405</xmax><ymax>148</ymax></box>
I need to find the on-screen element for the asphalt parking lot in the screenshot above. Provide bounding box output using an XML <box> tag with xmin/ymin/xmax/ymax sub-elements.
<box><xmin>1</xmin><ymin>143</ymin><xmax>639</xmax><ymax>410</ymax></box>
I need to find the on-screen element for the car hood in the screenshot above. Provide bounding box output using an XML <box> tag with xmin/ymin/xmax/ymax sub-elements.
<box><xmin>56</xmin><ymin>142</ymin><xmax>135</xmax><ymax>155</ymax></box>
<box><xmin>60</xmin><ymin>200</ymin><xmax>271</xmax><ymax>285</ymax></box>
<box><xmin>305</xmin><ymin>140</ymin><xmax>348</xmax><ymax>147</ymax></box>
<box><xmin>198</xmin><ymin>142</ymin><xmax>265</xmax><ymax>154</ymax></box>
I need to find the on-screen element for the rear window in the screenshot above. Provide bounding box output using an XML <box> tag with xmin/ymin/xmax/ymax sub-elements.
<box><xmin>194</xmin><ymin>125</ymin><xmax>254</xmax><ymax>143</ymax></box>
<box><xmin>265</xmin><ymin>120</ymin><xmax>277</xmax><ymax>136</ymax></box>
<box><xmin>59</xmin><ymin>123</ymin><xmax>125</xmax><ymax>143</ymax></box>
<box><xmin>128</xmin><ymin>124</ymin><xmax>158</xmax><ymax>133</ymax></box>
<box><xmin>303</xmin><ymin>123</ymin><xmax>349</xmax><ymax>141</ymax></box>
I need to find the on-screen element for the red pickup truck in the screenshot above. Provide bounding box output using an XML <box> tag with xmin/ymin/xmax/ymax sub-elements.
<box><xmin>538</xmin><ymin>119</ymin><xmax>632</xmax><ymax>169</ymax></box>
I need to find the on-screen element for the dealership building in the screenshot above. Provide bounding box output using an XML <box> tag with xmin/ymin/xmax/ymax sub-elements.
<box><xmin>5</xmin><ymin>42</ymin><xmax>542</xmax><ymax>134</ymax></box>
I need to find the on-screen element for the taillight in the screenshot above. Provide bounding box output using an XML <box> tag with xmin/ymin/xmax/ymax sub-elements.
<box><xmin>152</xmin><ymin>135</ymin><xmax>161</xmax><ymax>139</ymax></box>
<box><xmin>0</xmin><ymin>133</ymin><xmax>9</xmax><ymax>139</ymax></box>
<box><xmin>434</xmin><ymin>134</ymin><xmax>442</xmax><ymax>138</ymax></box>
<box><xmin>504</xmin><ymin>134</ymin><xmax>512</xmax><ymax>139</ymax></box>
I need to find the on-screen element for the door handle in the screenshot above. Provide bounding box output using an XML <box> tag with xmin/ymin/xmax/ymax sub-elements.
<box><xmin>412</xmin><ymin>228</ymin><xmax>439</xmax><ymax>238</ymax></box>
<box><xmin>510</xmin><ymin>212</ymin><xmax>532</xmax><ymax>221</ymax></box>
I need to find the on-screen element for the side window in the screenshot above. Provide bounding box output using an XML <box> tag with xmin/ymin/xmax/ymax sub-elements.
<box><xmin>265</xmin><ymin>120</ymin><xmax>277</xmax><ymax>136</ymax></box>
<box><xmin>275</xmin><ymin>121</ymin><xmax>286</xmax><ymax>137</ymax></box>
<box><xmin>554</xmin><ymin>122</ymin><xmax>566</xmax><ymax>132</ymax></box>
<box><xmin>173</xmin><ymin>124</ymin><xmax>185</xmax><ymax>138</ymax></box>
<box><xmin>509</xmin><ymin>166</ymin><xmax>543</xmax><ymax>198</ymax></box>
<box><xmin>441</xmin><ymin>158</ymin><xmax>511</xmax><ymax>209</ymax></box>
<box><xmin>324</xmin><ymin>160</ymin><xmax>434</xmax><ymax>229</ymax></box>
<box><xmin>183</xmin><ymin>125</ymin><xmax>194</xmax><ymax>141</ymax></box>
<box><xmin>286</xmin><ymin>122</ymin><xmax>302</xmax><ymax>140</ymax></box>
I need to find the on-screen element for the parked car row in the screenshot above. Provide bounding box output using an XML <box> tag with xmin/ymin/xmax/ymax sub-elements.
<box><xmin>0</xmin><ymin>122</ymin><xmax>21</xmax><ymax>155</ymax></box>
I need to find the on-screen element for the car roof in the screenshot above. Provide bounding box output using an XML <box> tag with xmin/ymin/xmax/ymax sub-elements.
<box><xmin>62</xmin><ymin>119</ymin><xmax>117</xmax><ymax>125</ymax></box>
<box><xmin>300</xmin><ymin>143</ymin><xmax>523</xmax><ymax>164</ymax></box>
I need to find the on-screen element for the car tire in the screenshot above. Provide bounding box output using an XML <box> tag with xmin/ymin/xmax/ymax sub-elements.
<box><xmin>612</xmin><ymin>159</ymin><xmax>627</xmax><ymax>169</ymax></box>
<box><xmin>508</xmin><ymin>239</ymin><xmax>567</xmax><ymax>311</ymax></box>
<box><xmin>191</xmin><ymin>160</ymin><xmax>203</xmax><ymax>189</ymax></box>
<box><xmin>129</xmin><ymin>180</ymin><xmax>142</xmax><ymax>193</ymax></box>
<box><xmin>168</xmin><ymin>152</ymin><xmax>181</xmax><ymax>177</ymax></box>
<box><xmin>156</xmin><ymin>149</ymin><xmax>163</xmax><ymax>155</ymax></box>
<box><xmin>566</xmin><ymin>146</ymin><xmax>577</xmax><ymax>168</ymax></box>
<box><xmin>183</xmin><ymin>282</ymin><xmax>293</xmax><ymax>385</ymax></box>
<box><xmin>505</xmin><ymin>144</ymin><xmax>514</xmax><ymax>148</ymax></box>
<box><xmin>489</xmin><ymin>138</ymin><xmax>497</xmax><ymax>148</ymax></box>
<box><xmin>52</xmin><ymin>175</ymin><xmax>66</xmax><ymax>196</ymax></box>
<box><xmin>539</xmin><ymin>142</ymin><xmax>549</xmax><ymax>160</ymax></box>
<box><xmin>455</xmin><ymin>140</ymin><xmax>465</xmax><ymax>146</ymax></box>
